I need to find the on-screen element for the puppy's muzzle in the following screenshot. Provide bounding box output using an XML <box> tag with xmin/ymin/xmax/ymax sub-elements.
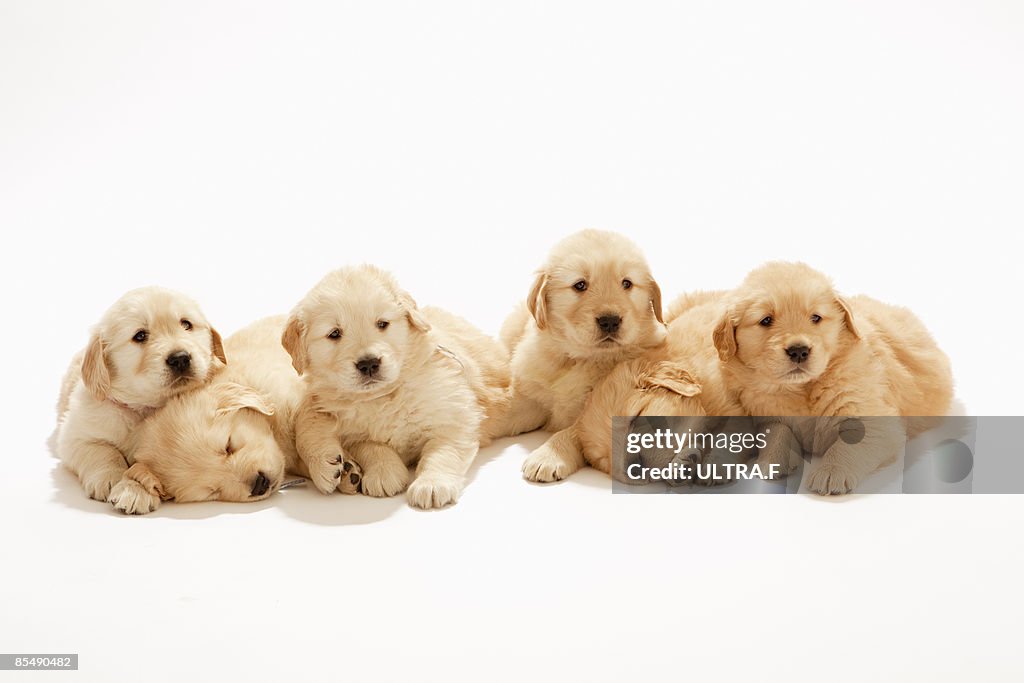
<box><xmin>250</xmin><ymin>471</ymin><xmax>272</xmax><ymax>497</ymax></box>
<box><xmin>355</xmin><ymin>356</ymin><xmax>382</xmax><ymax>378</ymax></box>
<box><xmin>785</xmin><ymin>345</ymin><xmax>811</xmax><ymax>364</ymax></box>
<box><xmin>166</xmin><ymin>350</ymin><xmax>192</xmax><ymax>375</ymax></box>
<box><xmin>596</xmin><ymin>314</ymin><xmax>622</xmax><ymax>337</ymax></box>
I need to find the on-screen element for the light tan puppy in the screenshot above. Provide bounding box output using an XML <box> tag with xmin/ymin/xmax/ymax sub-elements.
<box><xmin>501</xmin><ymin>229</ymin><xmax>667</xmax><ymax>482</ymax></box>
<box><xmin>284</xmin><ymin>265</ymin><xmax>510</xmax><ymax>509</ymax></box>
<box><xmin>54</xmin><ymin>287</ymin><xmax>225</xmax><ymax>502</ymax></box>
<box><xmin>577</xmin><ymin>293</ymin><xmax>744</xmax><ymax>481</ymax></box>
<box><xmin>714</xmin><ymin>261</ymin><xmax>953</xmax><ymax>494</ymax></box>
<box><xmin>109</xmin><ymin>317</ymin><xmax>360</xmax><ymax>514</ymax></box>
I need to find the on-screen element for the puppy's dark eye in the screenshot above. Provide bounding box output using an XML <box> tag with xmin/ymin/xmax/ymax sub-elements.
<box><xmin>759</xmin><ymin>316</ymin><xmax>773</xmax><ymax>327</ymax></box>
<box><xmin>180</xmin><ymin>319</ymin><xmax>193</xmax><ymax>331</ymax></box>
<box><xmin>810</xmin><ymin>314</ymin><xmax>822</xmax><ymax>324</ymax></box>
<box><xmin>573</xmin><ymin>280</ymin><xmax>588</xmax><ymax>292</ymax></box>
<box><xmin>327</xmin><ymin>328</ymin><xmax>342</xmax><ymax>340</ymax></box>
<box><xmin>622</xmin><ymin>279</ymin><xmax>633</xmax><ymax>290</ymax></box>
<box><xmin>225</xmin><ymin>437</ymin><xmax>234</xmax><ymax>456</ymax></box>
<box><xmin>377</xmin><ymin>320</ymin><xmax>390</xmax><ymax>330</ymax></box>
<box><xmin>132</xmin><ymin>330</ymin><xmax>148</xmax><ymax>343</ymax></box>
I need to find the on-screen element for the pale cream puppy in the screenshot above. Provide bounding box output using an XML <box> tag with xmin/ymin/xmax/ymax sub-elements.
<box><xmin>713</xmin><ymin>261</ymin><xmax>953</xmax><ymax>494</ymax></box>
<box><xmin>500</xmin><ymin>229</ymin><xmax>667</xmax><ymax>482</ymax></box>
<box><xmin>577</xmin><ymin>293</ymin><xmax>744</xmax><ymax>481</ymax></box>
<box><xmin>54</xmin><ymin>287</ymin><xmax>225</xmax><ymax>502</ymax></box>
<box><xmin>283</xmin><ymin>265</ymin><xmax>511</xmax><ymax>509</ymax></box>
<box><xmin>109</xmin><ymin>316</ymin><xmax>360</xmax><ymax>515</ymax></box>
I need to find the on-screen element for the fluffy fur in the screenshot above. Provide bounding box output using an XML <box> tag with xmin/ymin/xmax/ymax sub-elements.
<box><xmin>110</xmin><ymin>316</ymin><xmax>359</xmax><ymax>514</ymax></box>
<box><xmin>577</xmin><ymin>293</ymin><xmax>744</xmax><ymax>481</ymax></box>
<box><xmin>713</xmin><ymin>261</ymin><xmax>953</xmax><ymax>494</ymax></box>
<box><xmin>500</xmin><ymin>229</ymin><xmax>667</xmax><ymax>482</ymax></box>
<box><xmin>284</xmin><ymin>265</ymin><xmax>511</xmax><ymax>509</ymax></box>
<box><xmin>53</xmin><ymin>287</ymin><xmax>225</xmax><ymax>502</ymax></box>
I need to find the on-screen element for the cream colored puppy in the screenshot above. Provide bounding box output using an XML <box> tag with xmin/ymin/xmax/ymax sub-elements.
<box><xmin>54</xmin><ymin>287</ymin><xmax>225</xmax><ymax>502</ymax></box>
<box><xmin>284</xmin><ymin>265</ymin><xmax>510</xmax><ymax>509</ymax></box>
<box><xmin>109</xmin><ymin>317</ymin><xmax>360</xmax><ymax>515</ymax></box>
<box><xmin>500</xmin><ymin>229</ymin><xmax>667</xmax><ymax>482</ymax></box>
<box><xmin>577</xmin><ymin>293</ymin><xmax>744</xmax><ymax>481</ymax></box>
<box><xmin>713</xmin><ymin>262</ymin><xmax>953</xmax><ymax>494</ymax></box>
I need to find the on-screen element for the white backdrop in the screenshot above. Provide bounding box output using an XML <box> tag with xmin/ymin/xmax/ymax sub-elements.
<box><xmin>2</xmin><ymin>1</ymin><xmax>1023</xmax><ymax>681</ymax></box>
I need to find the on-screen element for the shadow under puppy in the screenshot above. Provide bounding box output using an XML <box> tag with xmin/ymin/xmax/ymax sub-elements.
<box><xmin>283</xmin><ymin>265</ymin><xmax>511</xmax><ymax>509</ymax></box>
<box><xmin>53</xmin><ymin>287</ymin><xmax>225</xmax><ymax>502</ymax></box>
<box><xmin>500</xmin><ymin>229</ymin><xmax>667</xmax><ymax>483</ymax></box>
<box><xmin>109</xmin><ymin>316</ymin><xmax>361</xmax><ymax>514</ymax></box>
<box><xmin>577</xmin><ymin>290</ymin><xmax>746</xmax><ymax>483</ymax></box>
<box><xmin>713</xmin><ymin>261</ymin><xmax>953</xmax><ymax>494</ymax></box>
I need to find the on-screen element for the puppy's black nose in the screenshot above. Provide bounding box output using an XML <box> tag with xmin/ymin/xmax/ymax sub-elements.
<box><xmin>786</xmin><ymin>345</ymin><xmax>811</xmax><ymax>363</ymax></box>
<box><xmin>166</xmin><ymin>351</ymin><xmax>191</xmax><ymax>373</ymax></box>
<box><xmin>355</xmin><ymin>356</ymin><xmax>382</xmax><ymax>377</ymax></box>
<box><xmin>596</xmin><ymin>314</ymin><xmax>621</xmax><ymax>335</ymax></box>
<box><xmin>250</xmin><ymin>471</ymin><xmax>271</xmax><ymax>497</ymax></box>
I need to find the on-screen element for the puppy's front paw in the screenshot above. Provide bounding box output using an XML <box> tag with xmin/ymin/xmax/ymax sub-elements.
<box><xmin>806</xmin><ymin>462</ymin><xmax>860</xmax><ymax>495</ymax></box>
<box><xmin>522</xmin><ymin>446</ymin><xmax>574</xmax><ymax>483</ymax></box>
<box><xmin>360</xmin><ymin>458</ymin><xmax>410</xmax><ymax>498</ymax></box>
<box><xmin>336</xmin><ymin>459</ymin><xmax>362</xmax><ymax>495</ymax></box>
<box><xmin>306</xmin><ymin>453</ymin><xmax>349</xmax><ymax>495</ymax></box>
<box><xmin>406</xmin><ymin>473</ymin><xmax>462</xmax><ymax>509</ymax></box>
<box><xmin>109</xmin><ymin>479</ymin><xmax>161</xmax><ymax>515</ymax></box>
<box><xmin>82</xmin><ymin>468</ymin><xmax>125</xmax><ymax>502</ymax></box>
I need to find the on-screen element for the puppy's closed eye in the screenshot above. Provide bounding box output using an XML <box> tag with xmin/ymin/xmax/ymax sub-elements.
<box><xmin>225</xmin><ymin>436</ymin><xmax>235</xmax><ymax>456</ymax></box>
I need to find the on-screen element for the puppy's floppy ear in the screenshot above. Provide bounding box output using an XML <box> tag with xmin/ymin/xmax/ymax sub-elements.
<box><xmin>640</xmin><ymin>362</ymin><xmax>702</xmax><ymax>397</ymax></box>
<box><xmin>397</xmin><ymin>289</ymin><xmax>431</xmax><ymax>333</ymax></box>
<box><xmin>648</xmin><ymin>277</ymin><xmax>664</xmax><ymax>324</ymax></box>
<box><xmin>712</xmin><ymin>308</ymin><xmax>739</xmax><ymax>362</ymax></box>
<box><xmin>210</xmin><ymin>327</ymin><xmax>227</xmax><ymax>366</ymax></box>
<box><xmin>527</xmin><ymin>271</ymin><xmax>549</xmax><ymax>330</ymax></box>
<box><xmin>213</xmin><ymin>382</ymin><xmax>275</xmax><ymax>416</ymax></box>
<box><xmin>281</xmin><ymin>314</ymin><xmax>308</xmax><ymax>374</ymax></box>
<box><xmin>81</xmin><ymin>334</ymin><xmax>111</xmax><ymax>401</ymax></box>
<box><xmin>835</xmin><ymin>296</ymin><xmax>860</xmax><ymax>340</ymax></box>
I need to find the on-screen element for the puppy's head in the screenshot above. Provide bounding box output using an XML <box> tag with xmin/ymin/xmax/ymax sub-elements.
<box><xmin>82</xmin><ymin>287</ymin><xmax>225</xmax><ymax>407</ymax></box>
<box><xmin>132</xmin><ymin>382</ymin><xmax>285</xmax><ymax>503</ymax></box>
<box><xmin>713</xmin><ymin>262</ymin><xmax>859</xmax><ymax>385</ymax></box>
<box><xmin>528</xmin><ymin>230</ymin><xmax>666</xmax><ymax>358</ymax></box>
<box><xmin>281</xmin><ymin>265</ymin><xmax>430</xmax><ymax>400</ymax></box>
<box><xmin>580</xmin><ymin>359</ymin><xmax>708</xmax><ymax>483</ymax></box>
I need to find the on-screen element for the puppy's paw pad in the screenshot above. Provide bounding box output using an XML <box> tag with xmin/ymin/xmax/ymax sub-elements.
<box><xmin>406</xmin><ymin>475</ymin><xmax>462</xmax><ymax>509</ymax></box>
<box><xmin>522</xmin><ymin>449</ymin><xmax>572</xmax><ymax>483</ymax></box>
<box><xmin>806</xmin><ymin>463</ymin><xmax>859</xmax><ymax>495</ymax></box>
<box><xmin>335</xmin><ymin>459</ymin><xmax>362</xmax><ymax>495</ymax></box>
<box><xmin>307</xmin><ymin>454</ymin><xmax>347</xmax><ymax>495</ymax></box>
<box><xmin>361</xmin><ymin>461</ymin><xmax>410</xmax><ymax>498</ymax></box>
<box><xmin>109</xmin><ymin>479</ymin><xmax>160</xmax><ymax>515</ymax></box>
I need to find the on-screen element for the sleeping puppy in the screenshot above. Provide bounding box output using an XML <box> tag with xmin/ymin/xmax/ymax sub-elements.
<box><xmin>577</xmin><ymin>293</ymin><xmax>744</xmax><ymax>481</ymax></box>
<box><xmin>109</xmin><ymin>316</ymin><xmax>360</xmax><ymax>515</ymax></box>
<box><xmin>54</xmin><ymin>287</ymin><xmax>225</xmax><ymax>502</ymax></box>
<box><xmin>500</xmin><ymin>229</ymin><xmax>667</xmax><ymax>482</ymax></box>
<box><xmin>283</xmin><ymin>265</ymin><xmax>511</xmax><ymax>509</ymax></box>
<box><xmin>713</xmin><ymin>261</ymin><xmax>953</xmax><ymax>494</ymax></box>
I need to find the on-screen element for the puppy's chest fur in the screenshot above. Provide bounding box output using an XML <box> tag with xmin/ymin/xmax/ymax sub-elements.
<box><xmin>514</xmin><ymin>341</ymin><xmax>623</xmax><ymax>431</ymax></box>
<box><xmin>323</xmin><ymin>358</ymin><xmax>481</xmax><ymax>458</ymax></box>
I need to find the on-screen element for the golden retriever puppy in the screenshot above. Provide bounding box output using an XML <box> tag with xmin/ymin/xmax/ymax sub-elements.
<box><xmin>577</xmin><ymin>294</ymin><xmax>744</xmax><ymax>481</ymax></box>
<box><xmin>500</xmin><ymin>229</ymin><xmax>667</xmax><ymax>482</ymax></box>
<box><xmin>109</xmin><ymin>316</ymin><xmax>359</xmax><ymax>514</ymax></box>
<box><xmin>283</xmin><ymin>265</ymin><xmax>511</xmax><ymax>509</ymax></box>
<box><xmin>713</xmin><ymin>261</ymin><xmax>953</xmax><ymax>494</ymax></box>
<box><xmin>54</xmin><ymin>287</ymin><xmax>225</xmax><ymax>502</ymax></box>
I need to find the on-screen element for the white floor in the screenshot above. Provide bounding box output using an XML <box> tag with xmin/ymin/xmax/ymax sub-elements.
<box><xmin>4</xmin><ymin>424</ymin><xmax>1023</xmax><ymax>681</ymax></box>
